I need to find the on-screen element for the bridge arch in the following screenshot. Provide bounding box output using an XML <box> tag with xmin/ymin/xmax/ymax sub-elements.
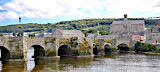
<box><xmin>116</xmin><ymin>40</ymin><xmax>130</xmax><ymax>48</ymax></box>
<box><xmin>0</xmin><ymin>46</ymin><xmax>10</xmax><ymax>60</ymax></box>
<box><xmin>104</xmin><ymin>44</ymin><xmax>111</xmax><ymax>54</ymax></box>
<box><xmin>29</xmin><ymin>45</ymin><xmax>45</xmax><ymax>58</ymax></box>
<box><xmin>117</xmin><ymin>43</ymin><xmax>129</xmax><ymax>52</ymax></box>
<box><xmin>58</xmin><ymin>44</ymin><xmax>72</xmax><ymax>57</ymax></box>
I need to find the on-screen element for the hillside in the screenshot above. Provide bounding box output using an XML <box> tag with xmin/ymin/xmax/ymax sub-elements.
<box><xmin>0</xmin><ymin>18</ymin><xmax>159</xmax><ymax>33</ymax></box>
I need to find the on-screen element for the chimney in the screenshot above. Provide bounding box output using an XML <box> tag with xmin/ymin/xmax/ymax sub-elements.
<box><xmin>124</xmin><ymin>14</ymin><xmax>128</xmax><ymax>27</ymax></box>
<box><xmin>155</xmin><ymin>24</ymin><xmax>158</xmax><ymax>27</ymax></box>
<box><xmin>19</xmin><ymin>17</ymin><xmax>21</xmax><ymax>24</ymax></box>
<box><xmin>124</xmin><ymin>14</ymin><xmax>127</xmax><ymax>18</ymax></box>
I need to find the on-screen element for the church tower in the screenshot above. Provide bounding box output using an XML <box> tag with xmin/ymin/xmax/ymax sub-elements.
<box><xmin>124</xmin><ymin>14</ymin><xmax>131</xmax><ymax>32</ymax></box>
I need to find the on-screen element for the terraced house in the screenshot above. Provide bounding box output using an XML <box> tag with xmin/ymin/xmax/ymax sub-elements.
<box><xmin>146</xmin><ymin>24</ymin><xmax>160</xmax><ymax>44</ymax></box>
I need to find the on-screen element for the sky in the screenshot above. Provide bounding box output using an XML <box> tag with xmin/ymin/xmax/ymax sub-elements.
<box><xmin>0</xmin><ymin>0</ymin><xmax>160</xmax><ymax>26</ymax></box>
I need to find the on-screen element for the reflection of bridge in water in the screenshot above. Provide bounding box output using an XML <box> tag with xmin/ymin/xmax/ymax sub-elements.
<box><xmin>0</xmin><ymin>54</ymin><xmax>94</xmax><ymax>72</ymax></box>
<box><xmin>0</xmin><ymin>37</ymin><xmax>135</xmax><ymax>61</ymax></box>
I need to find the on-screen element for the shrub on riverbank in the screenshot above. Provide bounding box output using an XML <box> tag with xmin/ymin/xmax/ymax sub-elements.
<box><xmin>135</xmin><ymin>41</ymin><xmax>157</xmax><ymax>52</ymax></box>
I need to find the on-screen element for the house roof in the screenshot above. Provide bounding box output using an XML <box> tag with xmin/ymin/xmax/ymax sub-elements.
<box><xmin>112</xmin><ymin>20</ymin><xmax>144</xmax><ymax>25</ymax></box>
<box><xmin>57</xmin><ymin>29</ymin><xmax>84</xmax><ymax>35</ymax></box>
<box><xmin>87</xmin><ymin>33</ymin><xmax>97</xmax><ymax>38</ymax></box>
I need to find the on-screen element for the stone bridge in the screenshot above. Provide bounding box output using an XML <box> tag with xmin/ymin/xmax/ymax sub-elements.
<box><xmin>0</xmin><ymin>37</ymin><xmax>135</xmax><ymax>61</ymax></box>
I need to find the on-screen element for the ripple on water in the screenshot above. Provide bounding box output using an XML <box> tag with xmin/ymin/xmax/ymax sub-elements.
<box><xmin>1</xmin><ymin>53</ymin><xmax>160</xmax><ymax>72</ymax></box>
<box><xmin>66</xmin><ymin>54</ymin><xmax>160</xmax><ymax>72</ymax></box>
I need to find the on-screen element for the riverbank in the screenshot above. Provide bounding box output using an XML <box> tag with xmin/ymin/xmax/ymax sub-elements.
<box><xmin>127</xmin><ymin>50</ymin><xmax>160</xmax><ymax>56</ymax></box>
<box><xmin>141</xmin><ymin>52</ymin><xmax>160</xmax><ymax>56</ymax></box>
<box><xmin>118</xmin><ymin>51</ymin><xmax>160</xmax><ymax>56</ymax></box>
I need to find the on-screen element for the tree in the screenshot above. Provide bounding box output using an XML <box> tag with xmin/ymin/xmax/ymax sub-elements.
<box><xmin>28</xmin><ymin>34</ymin><xmax>35</xmax><ymax>37</ymax></box>
<box><xmin>134</xmin><ymin>41</ymin><xmax>141</xmax><ymax>52</ymax></box>
<box><xmin>0</xmin><ymin>33</ymin><xmax>3</xmax><ymax>36</ymax></box>
<box><xmin>88</xmin><ymin>29</ymin><xmax>96</xmax><ymax>33</ymax></box>
<box><xmin>17</xmin><ymin>25</ymin><xmax>22</xmax><ymax>29</ymax></box>
<box><xmin>82</xmin><ymin>30</ymin><xmax>88</xmax><ymax>37</ymax></box>
<box><xmin>145</xmin><ymin>43</ymin><xmax>150</xmax><ymax>51</ymax></box>
<box><xmin>150</xmin><ymin>45</ymin><xmax>156</xmax><ymax>51</ymax></box>
<box><xmin>99</xmin><ymin>31</ymin><xmax>105</xmax><ymax>35</ymax></box>
<box><xmin>12</xmin><ymin>32</ymin><xmax>16</xmax><ymax>36</ymax></box>
<box><xmin>17</xmin><ymin>33</ymin><xmax>20</xmax><ymax>37</ymax></box>
<box><xmin>106</xmin><ymin>32</ymin><xmax>110</xmax><ymax>35</ymax></box>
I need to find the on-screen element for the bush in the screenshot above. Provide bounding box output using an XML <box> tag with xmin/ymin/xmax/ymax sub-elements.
<box><xmin>82</xmin><ymin>30</ymin><xmax>88</xmax><ymax>37</ymax></box>
<box><xmin>0</xmin><ymin>34</ymin><xmax>3</xmax><ymax>36</ymax></box>
<box><xmin>99</xmin><ymin>31</ymin><xmax>110</xmax><ymax>35</ymax></box>
<box><xmin>150</xmin><ymin>45</ymin><xmax>156</xmax><ymax>51</ymax></box>
<box><xmin>12</xmin><ymin>32</ymin><xmax>16</xmax><ymax>36</ymax></box>
<box><xmin>17</xmin><ymin>33</ymin><xmax>20</xmax><ymax>37</ymax></box>
<box><xmin>28</xmin><ymin>34</ymin><xmax>35</xmax><ymax>37</ymax></box>
<box><xmin>134</xmin><ymin>44</ymin><xmax>140</xmax><ymax>52</ymax></box>
<box><xmin>135</xmin><ymin>41</ymin><xmax>157</xmax><ymax>52</ymax></box>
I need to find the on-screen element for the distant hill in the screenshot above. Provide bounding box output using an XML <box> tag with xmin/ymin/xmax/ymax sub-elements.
<box><xmin>0</xmin><ymin>18</ymin><xmax>159</xmax><ymax>33</ymax></box>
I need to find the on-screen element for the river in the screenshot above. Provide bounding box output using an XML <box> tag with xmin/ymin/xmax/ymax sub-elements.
<box><xmin>0</xmin><ymin>49</ymin><xmax>160</xmax><ymax>72</ymax></box>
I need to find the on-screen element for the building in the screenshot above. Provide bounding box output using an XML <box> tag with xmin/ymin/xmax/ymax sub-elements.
<box><xmin>110</xmin><ymin>14</ymin><xmax>145</xmax><ymax>34</ymax></box>
<box><xmin>44</xmin><ymin>29</ymin><xmax>85</xmax><ymax>38</ymax></box>
<box><xmin>132</xmin><ymin>35</ymin><xmax>144</xmax><ymax>42</ymax></box>
<box><xmin>109</xmin><ymin>14</ymin><xmax>145</xmax><ymax>40</ymax></box>
<box><xmin>87</xmin><ymin>31</ymin><xmax>111</xmax><ymax>39</ymax></box>
<box><xmin>146</xmin><ymin>24</ymin><xmax>160</xmax><ymax>44</ymax></box>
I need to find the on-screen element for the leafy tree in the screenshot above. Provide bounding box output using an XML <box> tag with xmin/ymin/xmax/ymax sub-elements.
<box><xmin>17</xmin><ymin>25</ymin><xmax>22</xmax><ymax>28</ymax></box>
<box><xmin>0</xmin><ymin>33</ymin><xmax>3</xmax><ymax>36</ymax></box>
<box><xmin>99</xmin><ymin>31</ymin><xmax>110</xmax><ymax>35</ymax></box>
<box><xmin>99</xmin><ymin>31</ymin><xmax>105</xmax><ymax>35</ymax></box>
<box><xmin>87</xmin><ymin>29</ymin><xmax>96</xmax><ymax>33</ymax></box>
<box><xmin>134</xmin><ymin>41</ymin><xmax>141</xmax><ymax>52</ymax></box>
<box><xmin>106</xmin><ymin>32</ymin><xmax>110</xmax><ymax>35</ymax></box>
<box><xmin>145</xmin><ymin>43</ymin><xmax>150</xmax><ymax>51</ymax></box>
<box><xmin>82</xmin><ymin>30</ymin><xmax>88</xmax><ymax>37</ymax></box>
<box><xmin>17</xmin><ymin>33</ymin><xmax>20</xmax><ymax>37</ymax></box>
<box><xmin>150</xmin><ymin>45</ymin><xmax>156</xmax><ymax>51</ymax></box>
<box><xmin>12</xmin><ymin>32</ymin><xmax>16</xmax><ymax>36</ymax></box>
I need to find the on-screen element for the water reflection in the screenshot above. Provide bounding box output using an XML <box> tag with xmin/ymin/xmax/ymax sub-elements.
<box><xmin>0</xmin><ymin>53</ymin><xmax>159</xmax><ymax>72</ymax></box>
<box><xmin>27</xmin><ymin>48</ymin><xmax>35</xmax><ymax>71</ymax></box>
<box><xmin>0</xmin><ymin>61</ymin><xmax>2</xmax><ymax>71</ymax></box>
<box><xmin>1</xmin><ymin>61</ymin><xmax>26</xmax><ymax>72</ymax></box>
<box><xmin>0</xmin><ymin>50</ymin><xmax>2</xmax><ymax>71</ymax></box>
<box><xmin>0</xmin><ymin>49</ymin><xmax>1</xmax><ymax>58</ymax></box>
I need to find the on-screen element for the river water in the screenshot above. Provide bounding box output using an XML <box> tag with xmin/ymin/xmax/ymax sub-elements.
<box><xmin>1</xmin><ymin>49</ymin><xmax>160</xmax><ymax>72</ymax></box>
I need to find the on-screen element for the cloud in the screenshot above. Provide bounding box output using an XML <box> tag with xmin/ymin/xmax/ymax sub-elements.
<box><xmin>104</xmin><ymin>0</ymin><xmax>160</xmax><ymax>18</ymax></box>
<box><xmin>2</xmin><ymin>3</ymin><xmax>23</xmax><ymax>12</ymax></box>
<box><xmin>0</xmin><ymin>6</ymin><xmax>3</xmax><ymax>10</ymax></box>
<box><xmin>0</xmin><ymin>11</ymin><xmax>19</xmax><ymax>21</ymax></box>
<box><xmin>0</xmin><ymin>0</ymin><xmax>160</xmax><ymax>21</ymax></box>
<box><xmin>0</xmin><ymin>0</ymin><xmax>107</xmax><ymax>19</ymax></box>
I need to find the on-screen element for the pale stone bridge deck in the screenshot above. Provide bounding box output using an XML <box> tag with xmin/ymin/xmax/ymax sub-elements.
<box><xmin>0</xmin><ymin>37</ymin><xmax>135</xmax><ymax>61</ymax></box>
